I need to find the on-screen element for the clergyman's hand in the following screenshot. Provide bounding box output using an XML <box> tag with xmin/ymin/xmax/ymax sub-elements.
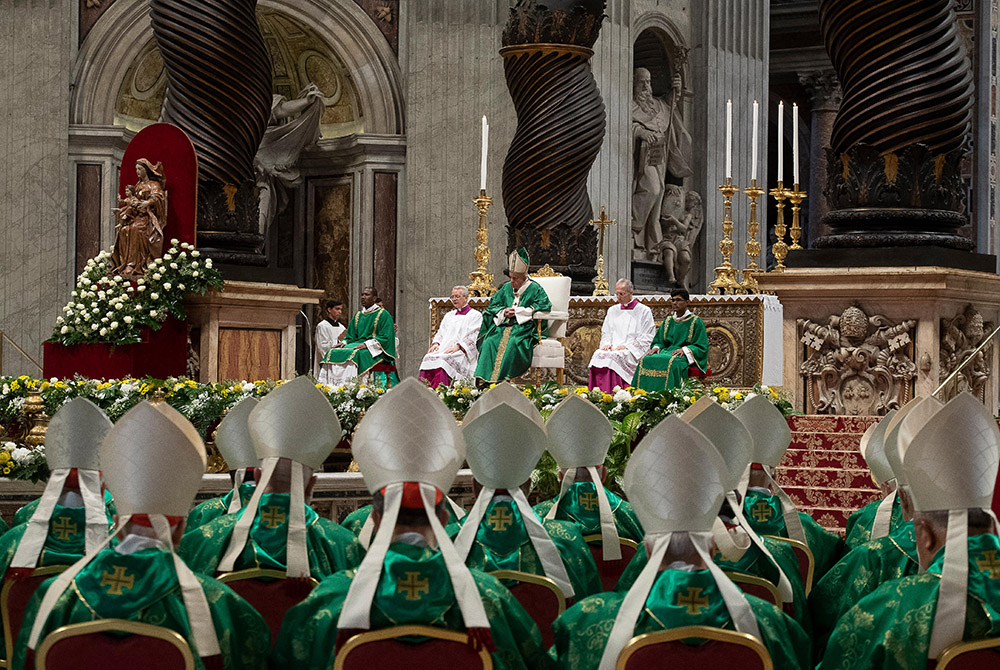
<box><xmin>444</xmin><ymin>345</ymin><xmax>460</xmax><ymax>354</ymax></box>
<box><xmin>429</xmin><ymin>343</ymin><xmax>439</xmax><ymax>354</ymax></box>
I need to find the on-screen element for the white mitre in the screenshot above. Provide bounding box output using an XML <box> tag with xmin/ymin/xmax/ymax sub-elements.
<box><xmin>857</xmin><ymin>408</ymin><xmax>899</xmax><ymax>540</ymax></box>
<box><xmin>598</xmin><ymin>416</ymin><xmax>761</xmax><ymax>670</ymax></box>
<box><xmin>901</xmin><ymin>392</ymin><xmax>1000</xmax><ymax>660</ymax></box>
<box><xmin>884</xmin><ymin>396</ymin><xmax>940</xmax><ymax>492</ymax></box>
<box><xmin>463</xmin><ymin>381</ymin><xmax>543</xmax><ymax>427</ymax></box>
<box><xmin>339</xmin><ymin>378</ymin><xmax>492</xmax><ymax>646</ymax></box>
<box><xmin>214</xmin><ymin>396</ymin><xmax>260</xmax><ymax>514</ymax></box>
<box><xmin>508</xmin><ymin>249</ymin><xmax>529</xmax><ymax>275</ymax></box>
<box><xmin>544</xmin><ymin>393</ymin><xmax>621</xmax><ymax>559</ymax></box>
<box><xmin>12</xmin><ymin>398</ymin><xmax>112</xmax><ymax>572</ymax></box>
<box><xmin>29</xmin><ymin>401</ymin><xmax>221</xmax><ymax>660</ymax></box>
<box><xmin>218</xmin><ymin>376</ymin><xmax>342</xmax><ymax>579</ymax></box>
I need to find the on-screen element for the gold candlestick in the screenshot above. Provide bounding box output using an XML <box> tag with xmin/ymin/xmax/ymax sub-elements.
<box><xmin>741</xmin><ymin>179</ymin><xmax>765</xmax><ymax>293</ymax></box>
<box><xmin>468</xmin><ymin>189</ymin><xmax>496</xmax><ymax>297</ymax></box>
<box><xmin>590</xmin><ymin>206</ymin><xmax>616</xmax><ymax>296</ymax></box>
<box><xmin>769</xmin><ymin>181</ymin><xmax>791</xmax><ymax>271</ymax></box>
<box><xmin>788</xmin><ymin>184</ymin><xmax>807</xmax><ymax>250</ymax></box>
<box><xmin>709</xmin><ymin>179</ymin><xmax>742</xmax><ymax>295</ymax></box>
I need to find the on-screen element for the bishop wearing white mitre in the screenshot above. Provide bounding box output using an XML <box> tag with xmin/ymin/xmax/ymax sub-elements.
<box><xmin>588</xmin><ymin>278</ymin><xmax>656</xmax><ymax>392</ymax></box>
<box><xmin>418</xmin><ymin>285</ymin><xmax>484</xmax><ymax>388</ymax></box>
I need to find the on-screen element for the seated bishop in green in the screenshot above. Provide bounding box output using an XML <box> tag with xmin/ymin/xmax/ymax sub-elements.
<box><xmin>180</xmin><ymin>378</ymin><xmax>361</xmax><ymax>579</ymax></box>
<box><xmin>822</xmin><ymin>393</ymin><xmax>1000</xmax><ymax>670</ymax></box>
<box><xmin>272</xmin><ymin>379</ymin><xmax>551</xmax><ymax>670</ymax></box>
<box><xmin>474</xmin><ymin>249</ymin><xmax>552</xmax><ymax>384</ymax></box>
<box><xmin>341</xmin><ymin>497</ymin><xmax>465</xmax><ymax>551</ymax></box>
<box><xmin>844</xmin><ymin>411</ymin><xmax>906</xmax><ymax>549</ymax></box>
<box><xmin>632</xmin><ymin>288</ymin><xmax>708</xmax><ymax>392</ymax></box>
<box><xmin>12</xmin><ymin>488</ymin><xmax>116</xmax><ymax>528</ymax></box>
<box><xmin>14</xmin><ymin>401</ymin><xmax>269</xmax><ymax>670</ymax></box>
<box><xmin>553</xmin><ymin>416</ymin><xmax>810</xmax><ymax>670</ymax></box>
<box><xmin>321</xmin><ymin>285</ymin><xmax>396</xmax><ymax>384</ymax></box>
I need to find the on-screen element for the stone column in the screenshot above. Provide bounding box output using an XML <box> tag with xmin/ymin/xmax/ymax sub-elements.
<box><xmin>798</xmin><ymin>71</ymin><xmax>841</xmax><ymax>243</ymax></box>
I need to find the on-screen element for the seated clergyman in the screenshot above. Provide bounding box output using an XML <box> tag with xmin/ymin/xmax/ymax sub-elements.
<box><xmin>587</xmin><ymin>278</ymin><xmax>655</xmax><ymax>393</ymax></box>
<box><xmin>321</xmin><ymin>286</ymin><xmax>396</xmax><ymax>384</ymax></box>
<box><xmin>418</xmin><ymin>285</ymin><xmax>484</xmax><ymax>388</ymax></box>
<box><xmin>632</xmin><ymin>288</ymin><xmax>708</xmax><ymax>391</ymax></box>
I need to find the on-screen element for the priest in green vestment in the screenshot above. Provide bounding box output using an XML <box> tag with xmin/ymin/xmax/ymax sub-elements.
<box><xmin>342</xmin><ymin>500</ymin><xmax>464</xmax><ymax>550</ymax></box>
<box><xmin>12</xmin><ymin>489</ymin><xmax>116</xmax><ymax>528</ymax></box>
<box><xmin>321</xmin><ymin>286</ymin><xmax>396</xmax><ymax>384</ymax></box>
<box><xmin>632</xmin><ymin>288</ymin><xmax>708</xmax><ymax>391</ymax></box>
<box><xmin>474</xmin><ymin>249</ymin><xmax>552</xmax><ymax>384</ymax></box>
<box><xmin>15</xmin><ymin>401</ymin><xmax>270</xmax><ymax>670</ymax></box>
<box><xmin>845</xmin><ymin>410</ymin><xmax>906</xmax><ymax>549</ymax></box>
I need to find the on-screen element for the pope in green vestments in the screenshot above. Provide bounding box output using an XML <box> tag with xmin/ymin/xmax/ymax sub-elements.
<box><xmin>13</xmin><ymin>489</ymin><xmax>116</xmax><ymax>527</ymax></box>
<box><xmin>322</xmin><ymin>286</ymin><xmax>397</xmax><ymax>381</ymax></box>
<box><xmin>843</xmin><ymin>494</ymin><xmax>904</xmax><ymax>549</ymax></box>
<box><xmin>632</xmin><ymin>291</ymin><xmax>709</xmax><ymax>391</ymax></box>
<box><xmin>533</xmin><ymin>480</ymin><xmax>645</xmax><ymax>543</ymax></box>
<box><xmin>474</xmin><ymin>249</ymin><xmax>552</xmax><ymax>384</ymax></box>
<box><xmin>185</xmin><ymin>480</ymin><xmax>256</xmax><ymax>532</ymax></box>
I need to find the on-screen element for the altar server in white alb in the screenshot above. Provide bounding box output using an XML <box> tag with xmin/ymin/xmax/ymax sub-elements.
<box><xmin>314</xmin><ymin>299</ymin><xmax>346</xmax><ymax>385</ymax></box>
<box><xmin>588</xmin><ymin>278</ymin><xmax>656</xmax><ymax>392</ymax></box>
<box><xmin>418</xmin><ymin>285</ymin><xmax>484</xmax><ymax>388</ymax></box>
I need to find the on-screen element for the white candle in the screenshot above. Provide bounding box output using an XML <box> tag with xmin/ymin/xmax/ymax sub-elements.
<box><xmin>480</xmin><ymin>115</ymin><xmax>489</xmax><ymax>192</ymax></box>
<box><xmin>777</xmin><ymin>101</ymin><xmax>784</xmax><ymax>183</ymax></box>
<box><xmin>793</xmin><ymin>103</ymin><xmax>800</xmax><ymax>185</ymax></box>
<box><xmin>726</xmin><ymin>99</ymin><xmax>733</xmax><ymax>180</ymax></box>
<box><xmin>751</xmin><ymin>100</ymin><xmax>759</xmax><ymax>182</ymax></box>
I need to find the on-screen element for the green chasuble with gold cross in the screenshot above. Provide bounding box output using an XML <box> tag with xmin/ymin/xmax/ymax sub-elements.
<box><xmin>552</xmin><ymin>567</ymin><xmax>812</xmax><ymax>670</ymax></box>
<box><xmin>13</xmin><ymin>545</ymin><xmax>270</xmax><ymax>670</ymax></box>
<box><xmin>809</xmin><ymin>522</ymin><xmax>918</xmax><ymax>657</ymax></box>
<box><xmin>322</xmin><ymin>305</ymin><xmax>396</xmax><ymax>376</ymax></box>
<box><xmin>474</xmin><ymin>279</ymin><xmax>551</xmax><ymax>383</ymax></box>
<box><xmin>631</xmin><ymin>312</ymin><xmax>709</xmax><ymax>392</ymax></box>
<box><xmin>821</xmin><ymin>533</ymin><xmax>1000</xmax><ymax>670</ymax></box>
<box><xmin>532</xmin><ymin>481</ymin><xmax>645</xmax><ymax>543</ymax></box>
<box><xmin>179</xmin><ymin>493</ymin><xmax>361</xmax><ymax>579</ymax></box>
<box><xmin>342</xmin><ymin>503</ymin><xmax>463</xmax><ymax>541</ymax></box>
<box><xmin>271</xmin><ymin>541</ymin><xmax>553</xmax><ymax>670</ymax></box>
<box><xmin>461</xmin><ymin>497</ymin><xmax>602</xmax><ymax>599</ymax></box>
<box><xmin>843</xmin><ymin>494</ymin><xmax>904</xmax><ymax>550</ymax></box>
<box><xmin>13</xmin><ymin>489</ymin><xmax>116</xmax><ymax>527</ymax></box>
<box><xmin>184</xmin><ymin>481</ymin><xmax>256</xmax><ymax>533</ymax></box>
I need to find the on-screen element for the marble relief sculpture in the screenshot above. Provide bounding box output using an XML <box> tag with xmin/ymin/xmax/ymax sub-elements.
<box><xmin>111</xmin><ymin>158</ymin><xmax>167</xmax><ymax>280</ymax></box>
<box><xmin>798</xmin><ymin>305</ymin><xmax>917</xmax><ymax>416</ymax></box>
<box><xmin>940</xmin><ymin>304</ymin><xmax>992</xmax><ymax>401</ymax></box>
<box><xmin>658</xmin><ymin>187</ymin><xmax>703</xmax><ymax>289</ymax></box>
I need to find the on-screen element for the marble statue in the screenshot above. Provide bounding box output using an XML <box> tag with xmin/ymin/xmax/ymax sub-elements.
<box><xmin>658</xmin><ymin>186</ymin><xmax>703</xmax><ymax>289</ymax></box>
<box><xmin>940</xmin><ymin>304</ymin><xmax>992</xmax><ymax>401</ymax></box>
<box><xmin>111</xmin><ymin>158</ymin><xmax>167</xmax><ymax>280</ymax></box>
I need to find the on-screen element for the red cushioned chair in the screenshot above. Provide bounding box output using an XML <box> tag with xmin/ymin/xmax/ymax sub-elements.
<box><xmin>1</xmin><ymin>565</ymin><xmax>67</xmax><ymax>669</ymax></box>
<box><xmin>370</xmin><ymin>362</ymin><xmax>398</xmax><ymax>388</ymax></box>
<box><xmin>335</xmin><ymin>625</ymin><xmax>493</xmax><ymax>670</ymax></box>
<box><xmin>725</xmin><ymin>571</ymin><xmax>782</xmax><ymax>610</ymax></box>
<box><xmin>584</xmin><ymin>534</ymin><xmax>639</xmax><ymax>592</ymax></box>
<box><xmin>936</xmin><ymin>637</ymin><xmax>1000</xmax><ymax>669</ymax></box>
<box><xmin>217</xmin><ymin>568</ymin><xmax>318</xmax><ymax>646</ymax></box>
<box><xmin>616</xmin><ymin>625</ymin><xmax>773</xmax><ymax>670</ymax></box>
<box><xmin>762</xmin><ymin>535</ymin><xmax>815</xmax><ymax>595</ymax></box>
<box><xmin>490</xmin><ymin>570</ymin><xmax>567</xmax><ymax>649</ymax></box>
<box><xmin>35</xmin><ymin>619</ymin><xmax>197</xmax><ymax>670</ymax></box>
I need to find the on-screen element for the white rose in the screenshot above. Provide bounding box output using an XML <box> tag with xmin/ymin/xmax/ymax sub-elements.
<box><xmin>191</xmin><ymin>250</ymin><xmax>200</xmax><ymax>258</ymax></box>
<box><xmin>192</xmin><ymin>271</ymin><xmax>199</xmax><ymax>278</ymax></box>
<box><xmin>99</xmin><ymin>327</ymin><xmax>107</xmax><ymax>336</ymax></box>
<box><xmin>124</xmin><ymin>316</ymin><xmax>133</xmax><ymax>324</ymax></box>
<box><xmin>113</xmin><ymin>275</ymin><xmax>123</xmax><ymax>282</ymax></box>
<box><xmin>152</xmin><ymin>273</ymin><xmax>162</xmax><ymax>281</ymax></box>
<box><xmin>101</xmin><ymin>317</ymin><xmax>109</xmax><ymax>323</ymax></box>
<box><xmin>150</xmin><ymin>310</ymin><xmax>158</xmax><ymax>317</ymax></box>
<box><xmin>170</xmin><ymin>263</ymin><xmax>178</xmax><ymax>270</ymax></box>
<box><xmin>126</xmin><ymin>286</ymin><xmax>134</xmax><ymax>293</ymax></box>
<box><xmin>97</xmin><ymin>291</ymin><xmax>106</xmax><ymax>300</ymax></box>
<box><xmin>137</xmin><ymin>285</ymin><xmax>146</xmax><ymax>292</ymax></box>
<box><xmin>163</xmin><ymin>283</ymin><xmax>172</xmax><ymax>291</ymax></box>
<box><xmin>178</xmin><ymin>251</ymin><xmax>186</xmax><ymax>259</ymax></box>
<box><xmin>150</xmin><ymin>293</ymin><xmax>159</xmax><ymax>300</ymax></box>
<box><xmin>136</xmin><ymin>277</ymin><xmax>145</xmax><ymax>285</ymax></box>
<box><xmin>170</xmin><ymin>238</ymin><xmax>179</xmax><ymax>245</ymax></box>
<box><xmin>110</xmin><ymin>321</ymin><xmax>118</xmax><ymax>329</ymax></box>
<box><xmin>177</xmin><ymin>283</ymin><xmax>185</xmax><ymax>291</ymax></box>
<box><xmin>91</xmin><ymin>323</ymin><xmax>99</xmax><ymax>330</ymax></box>
<box><xmin>81</xmin><ymin>277</ymin><xmax>91</xmax><ymax>286</ymax></box>
<box><xmin>60</xmin><ymin>326</ymin><xmax>68</xmax><ymax>334</ymax></box>
<box><xmin>205</xmin><ymin>259</ymin><xmax>213</xmax><ymax>268</ymax></box>
<box><xmin>83</xmin><ymin>313</ymin><xmax>91</xmax><ymax>321</ymax></box>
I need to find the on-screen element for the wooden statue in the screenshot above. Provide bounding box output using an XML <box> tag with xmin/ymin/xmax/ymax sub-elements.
<box><xmin>111</xmin><ymin>158</ymin><xmax>167</xmax><ymax>280</ymax></box>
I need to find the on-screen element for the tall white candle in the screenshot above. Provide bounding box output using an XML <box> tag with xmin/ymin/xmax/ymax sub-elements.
<box><xmin>793</xmin><ymin>103</ymin><xmax>800</xmax><ymax>185</ymax></box>
<box><xmin>751</xmin><ymin>100</ymin><xmax>759</xmax><ymax>182</ymax></box>
<box><xmin>777</xmin><ymin>101</ymin><xmax>784</xmax><ymax>183</ymax></box>
<box><xmin>480</xmin><ymin>115</ymin><xmax>489</xmax><ymax>191</ymax></box>
<box><xmin>726</xmin><ymin>99</ymin><xmax>733</xmax><ymax>180</ymax></box>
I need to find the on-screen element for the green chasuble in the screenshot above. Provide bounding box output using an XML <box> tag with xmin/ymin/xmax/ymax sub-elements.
<box><xmin>271</xmin><ymin>541</ymin><xmax>553</xmax><ymax>670</ymax></box>
<box><xmin>13</xmin><ymin>545</ymin><xmax>270</xmax><ymax>670</ymax></box>
<box><xmin>843</xmin><ymin>494</ymin><xmax>904</xmax><ymax>550</ymax></box>
<box><xmin>0</xmin><ymin>517</ymin><xmax>7</xmax><ymax>537</ymax></box>
<box><xmin>474</xmin><ymin>279</ymin><xmax>551</xmax><ymax>383</ymax></box>
<box><xmin>552</xmin><ymin>567</ymin><xmax>812</xmax><ymax>670</ymax></box>
<box><xmin>185</xmin><ymin>482</ymin><xmax>257</xmax><ymax>532</ymax></box>
<box><xmin>742</xmin><ymin>488</ymin><xmax>845</xmax><ymax>581</ymax></box>
<box><xmin>822</xmin><ymin>533</ymin><xmax>1000</xmax><ymax>670</ymax></box>
<box><xmin>809</xmin><ymin>523</ymin><xmax>917</xmax><ymax>657</ymax></box>
<box><xmin>13</xmin><ymin>489</ymin><xmax>116</xmax><ymax>527</ymax></box>
<box><xmin>341</xmin><ymin>503</ymin><xmax>463</xmax><ymax>540</ymax></box>
<box><xmin>631</xmin><ymin>312</ymin><xmax>709</xmax><ymax>392</ymax></box>
<box><xmin>179</xmin><ymin>493</ymin><xmax>362</xmax><ymax>579</ymax></box>
<box><xmin>322</xmin><ymin>305</ymin><xmax>396</xmax><ymax>376</ymax></box>
<box><xmin>533</xmin><ymin>482</ymin><xmax>645</xmax><ymax>543</ymax></box>
<box><xmin>461</xmin><ymin>497</ymin><xmax>602</xmax><ymax>599</ymax></box>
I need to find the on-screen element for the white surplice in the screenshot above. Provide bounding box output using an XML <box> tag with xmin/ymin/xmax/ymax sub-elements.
<box><xmin>587</xmin><ymin>300</ymin><xmax>656</xmax><ymax>383</ymax></box>
<box><xmin>418</xmin><ymin>306</ymin><xmax>484</xmax><ymax>380</ymax></box>
<box><xmin>314</xmin><ymin>319</ymin><xmax>346</xmax><ymax>386</ymax></box>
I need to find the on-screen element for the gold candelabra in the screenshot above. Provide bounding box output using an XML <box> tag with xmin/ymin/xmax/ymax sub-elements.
<box><xmin>769</xmin><ymin>182</ymin><xmax>791</xmax><ymax>271</ymax></box>
<box><xmin>788</xmin><ymin>184</ymin><xmax>807</xmax><ymax>250</ymax></box>
<box><xmin>709</xmin><ymin>179</ymin><xmax>742</xmax><ymax>295</ymax></box>
<box><xmin>590</xmin><ymin>206</ymin><xmax>616</xmax><ymax>296</ymax></box>
<box><xmin>741</xmin><ymin>179</ymin><xmax>765</xmax><ymax>293</ymax></box>
<box><xmin>468</xmin><ymin>189</ymin><xmax>496</xmax><ymax>297</ymax></box>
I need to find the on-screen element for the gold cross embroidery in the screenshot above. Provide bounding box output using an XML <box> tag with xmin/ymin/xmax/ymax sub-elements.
<box><xmin>676</xmin><ymin>587</ymin><xmax>710</xmax><ymax>615</ymax></box>
<box><xmin>51</xmin><ymin>517</ymin><xmax>78</xmax><ymax>541</ymax></box>
<box><xmin>398</xmin><ymin>572</ymin><xmax>429</xmax><ymax>601</ymax></box>
<box><xmin>488</xmin><ymin>507</ymin><xmax>514</xmax><ymax>532</ymax></box>
<box><xmin>579</xmin><ymin>492</ymin><xmax>599</xmax><ymax>511</ymax></box>
<box><xmin>977</xmin><ymin>550</ymin><xmax>1000</xmax><ymax>578</ymax></box>
<box><xmin>101</xmin><ymin>565</ymin><xmax>135</xmax><ymax>596</ymax></box>
<box><xmin>750</xmin><ymin>501</ymin><xmax>774</xmax><ymax>523</ymax></box>
<box><xmin>261</xmin><ymin>506</ymin><xmax>286</xmax><ymax>529</ymax></box>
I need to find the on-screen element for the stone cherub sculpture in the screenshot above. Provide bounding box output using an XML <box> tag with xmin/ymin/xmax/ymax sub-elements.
<box><xmin>111</xmin><ymin>158</ymin><xmax>167</xmax><ymax>280</ymax></box>
<box><xmin>940</xmin><ymin>304</ymin><xmax>992</xmax><ymax>400</ymax></box>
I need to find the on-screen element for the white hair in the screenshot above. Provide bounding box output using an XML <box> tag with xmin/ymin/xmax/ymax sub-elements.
<box><xmin>451</xmin><ymin>285</ymin><xmax>469</xmax><ymax>297</ymax></box>
<box><xmin>616</xmin><ymin>278</ymin><xmax>633</xmax><ymax>292</ymax></box>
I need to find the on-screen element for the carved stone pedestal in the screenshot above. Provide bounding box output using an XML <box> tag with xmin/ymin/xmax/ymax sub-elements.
<box><xmin>758</xmin><ymin>267</ymin><xmax>1000</xmax><ymax>416</ymax></box>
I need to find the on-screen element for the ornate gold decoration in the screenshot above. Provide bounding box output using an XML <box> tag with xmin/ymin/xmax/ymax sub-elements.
<box><xmin>468</xmin><ymin>190</ymin><xmax>496</xmax><ymax>297</ymax></box>
<box><xmin>709</xmin><ymin>179</ymin><xmax>741</xmax><ymax>295</ymax></box>
<box><xmin>769</xmin><ymin>182</ymin><xmax>791</xmax><ymax>271</ymax></box>
<box><xmin>939</xmin><ymin>304</ymin><xmax>993</xmax><ymax>403</ymax></box>
<box><xmin>740</xmin><ymin>179</ymin><xmax>765</xmax><ymax>293</ymax></box>
<box><xmin>205</xmin><ymin>406</ymin><xmax>229</xmax><ymax>474</ymax></box>
<box><xmin>488</xmin><ymin>507</ymin><xmax>514</xmax><ymax>531</ymax></box>
<box><xmin>398</xmin><ymin>572</ymin><xmax>430</xmax><ymax>601</ymax></box>
<box><xmin>23</xmin><ymin>391</ymin><xmax>48</xmax><ymax>449</ymax></box>
<box><xmin>101</xmin><ymin>565</ymin><xmax>135</xmax><ymax>595</ymax></box>
<box><xmin>589</xmin><ymin>206</ymin><xmax>615</xmax><ymax>296</ymax></box>
<box><xmin>150</xmin><ymin>387</ymin><xmax>168</xmax><ymax>405</ymax></box>
<box><xmin>533</xmin><ymin>264</ymin><xmax>561</xmax><ymax>277</ymax></box>
<box><xmin>788</xmin><ymin>184</ymin><xmax>807</xmax><ymax>250</ymax></box>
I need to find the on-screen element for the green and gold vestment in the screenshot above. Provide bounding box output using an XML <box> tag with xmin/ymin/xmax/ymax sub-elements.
<box><xmin>631</xmin><ymin>312</ymin><xmax>708</xmax><ymax>392</ymax></box>
<box><xmin>185</xmin><ymin>481</ymin><xmax>256</xmax><ymax>532</ymax></box>
<box><xmin>474</xmin><ymin>280</ymin><xmax>551</xmax><ymax>383</ymax></box>
<box><xmin>341</xmin><ymin>503</ymin><xmax>463</xmax><ymax>540</ymax></box>
<box><xmin>843</xmin><ymin>494</ymin><xmax>904</xmax><ymax>550</ymax></box>
<box><xmin>13</xmin><ymin>489</ymin><xmax>116</xmax><ymax>527</ymax></box>
<box><xmin>322</xmin><ymin>306</ymin><xmax>396</xmax><ymax>376</ymax></box>
<box><xmin>533</xmin><ymin>481</ymin><xmax>644</xmax><ymax>543</ymax></box>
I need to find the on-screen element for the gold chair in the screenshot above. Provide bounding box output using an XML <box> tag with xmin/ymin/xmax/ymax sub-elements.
<box><xmin>490</xmin><ymin>570</ymin><xmax>566</xmax><ymax>648</ymax></box>
<box><xmin>725</xmin><ymin>571</ymin><xmax>782</xmax><ymax>610</ymax></box>
<box><xmin>583</xmin><ymin>534</ymin><xmax>639</xmax><ymax>592</ymax></box>
<box><xmin>35</xmin><ymin>619</ymin><xmax>195</xmax><ymax>670</ymax></box>
<box><xmin>1</xmin><ymin>565</ymin><xmax>67</xmax><ymax>669</ymax></box>
<box><xmin>217</xmin><ymin>567</ymin><xmax>319</xmax><ymax>645</ymax></box>
<box><xmin>937</xmin><ymin>636</ymin><xmax>1000</xmax><ymax>669</ymax></box>
<box><xmin>335</xmin><ymin>625</ymin><xmax>493</xmax><ymax>670</ymax></box>
<box><xmin>616</xmin><ymin>625</ymin><xmax>773</xmax><ymax>670</ymax></box>
<box><xmin>762</xmin><ymin>535</ymin><xmax>815</xmax><ymax>595</ymax></box>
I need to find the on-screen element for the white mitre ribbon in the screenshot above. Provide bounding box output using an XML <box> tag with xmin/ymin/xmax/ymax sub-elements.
<box><xmin>870</xmin><ymin>485</ymin><xmax>898</xmax><ymax>541</ymax></box>
<box><xmin>760</xmin><ymin>465</ymin><xmax>807</xmax><ymax>545</ymax></box>
<box><xmin>358</xmin><ymin>495</ymin><xmax>466</xmax><ymax>550</ymax></box>
<box><xmin>544</xmin><ymin>466</ymin><xmax>621</xmax><ymax>560</ymax></box>
<box><xmin>927</xmin><ymin>508</ymin><xmax>970</xmax><ymax>660</ymax></box>
<box><xmin>725</xmin><ymin>490</ymin><xmax>794</xmax><ymax>605</ymax></box>
<box><xmin>226</xmin><ymin>468</ymin><xmax>248</xmax><ymax>515</ymax></box>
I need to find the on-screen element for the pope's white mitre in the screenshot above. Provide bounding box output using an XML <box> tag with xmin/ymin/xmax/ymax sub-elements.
<box><xmin>858</xmin><ymin>409</ymin><xmax>897</xmax><ymax>486</ymax></box>
<box><xmin>625</xmin><ymin>415</ymin><xmax>726</xmax><ymax>534</ymax></box>
<box><xmin>352</xmin><ymin>378</ymin><xmax>464</xmax><ymax>494</ymax></box>
<box><xmin>463</xmin><ymin>382</ymin><xmax>542</xmax><ymax>428</ymax></box>
<box><xmin>732</xmin><ymin>395</ymin><xmax>791</xmax><ymax>467</ymax></box>
<box><xmin>248</xmin><ymin>377</ymin><xmax>342</xmax><ymax>470</ymax></box>
<box><xmin>45</xmin><ymin>398</ymin><xmax>111</xmax><ymax>471</ymax></box>
<box><xmin>101</xmin><ymin>401</ymin><xmax>206</xmax><ymax>516</ymax></box>
<box><xmin>546</xmin><ymin>393</ymin><xmax>613</xmax><ymax>469</ymax></box>
<box><xmin>881</xmin><ymin>396</ymin><xmax>925</xmax><ymax>487</ymax></box>
<box><xmin>508</xmin><ymin>250</ymin><xmax>529</xmax><ymax>275</ymax></box>
<box><xmin>681</xmin><ymin>396</ymin><xmax>752</xmax><ymax>491</ymax></box>
<box><xmin>215</xmin><ymin>397</ymin><xmax>260</xmax><ymax>470</ymax></box>
<box><xmin>464</xmin><ymin>403</ymin><xmax>547</xmax><ymax>489</ymax></box>
<box><xmin>903</xmin><ymin>393</ymin><xmax>1000</xmax><ymax>512</ymax></box>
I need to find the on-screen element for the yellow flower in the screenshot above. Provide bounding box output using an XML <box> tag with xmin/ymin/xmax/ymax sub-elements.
<box><xmin>40</xmin><ymin>381</ymin><xmax>49</xmax><ymax>391</ymax></box>
<box><xmin>0</xmin><ymin>452</ymin><xmax>10</xmax><ymax>464</ymax></box>
<box><xmin>9</xmin><ymin>381</ymin><xmax>19</xmax><ymax>391</ymax></box>
<box><xmin>687</xmin><ymin>396</ymin><xmax>696</xmax><ymax>403</ymax></box>
<box><xmin>2</xmin><ymin>465</ymin><xmax>10</xmax><ymax>475</ymax></box>
<box><xmin>733</xmin><ymin>391</ymin><xmax>743</xmax><ymax>400</ymax></box>
<box><xmin>522</xmin><ymin>389</ymin><xmax>532</xmax><ymax>397</ymax></box>
<box><xmin>659</xmin><ymin>398</ymin><xmax>667</xmax><ymax>407</ymax></box>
